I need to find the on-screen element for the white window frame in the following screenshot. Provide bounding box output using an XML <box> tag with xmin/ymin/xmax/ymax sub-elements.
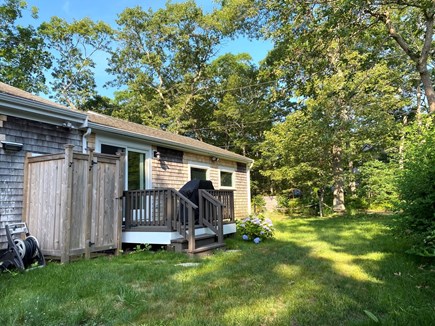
<box><xmin>95</xmin><ymin>135</ymin><xmax>153</xmax><ymax>190</ymax></box>
<box><xmin>188</xmin><ymin>161</ymin><xmax>210</xmax><ymax>181</ymax></box>
<box><xmin>218</xmin><ymin>166</ymin><xmax>236</xmax><ymax>189</ymax></box>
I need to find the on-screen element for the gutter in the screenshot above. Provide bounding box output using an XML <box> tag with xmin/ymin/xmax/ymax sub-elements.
<box><xmin>0</xmin><ymin>93</ymin><xmax>86</xmax><ymax>126</ymax></box>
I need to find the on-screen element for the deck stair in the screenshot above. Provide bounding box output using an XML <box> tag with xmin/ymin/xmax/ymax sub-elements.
<box><xmin>171</xmin><ymin>233</ymin><xmax>225</xmax><ymax>254</ymax></box>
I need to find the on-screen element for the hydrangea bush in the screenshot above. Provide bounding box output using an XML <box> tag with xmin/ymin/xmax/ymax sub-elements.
<box><xmin>236</xmin><ymin>214</ymin><xmax>275</xmax><ymax>243</ymax></box>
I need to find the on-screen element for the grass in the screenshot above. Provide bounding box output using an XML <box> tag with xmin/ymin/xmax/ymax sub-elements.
<box><xmin>1</xmin><ymin>212</ymin><xmax>434</xmax><ymax>325</ymax></box>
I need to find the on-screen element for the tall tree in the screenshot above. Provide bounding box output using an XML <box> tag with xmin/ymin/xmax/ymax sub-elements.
<box><xmin>39</xmin><ymin>17</ymin><xmax>113</xmax><ymax>109</ymax></box>
<box><xmin>260</xmin><ymin>47</ymin><xmax>404</xmax><ymax>212</ymax></box>
<box><xmin>0</xmin><ymin>0</ymin><xmax>51</xmax><ymax>93</ymax></box>
<box><xmin>108</xmin><ymin>1</ymin><xmax>222</xmax><ymax>136</ymax></box>
<box><xmin>221</xmin><ymin>0</ymin><xmax>435</xmax><ymax>114</ymax></box>
<box><xmin>201</xmin><ymin>53</ymin><xmax>280</xmax><ymax>156</ymax></box>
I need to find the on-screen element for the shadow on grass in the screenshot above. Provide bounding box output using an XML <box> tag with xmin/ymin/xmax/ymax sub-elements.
<box><xmin>1</xmin><ymin>214</ymin><xmax>434</xmax><ymax>326</ymax></box>
<box><xmin>162</xmin><ymin>213</ymin><xmax>435</xmax><ymax>325</ymax></box>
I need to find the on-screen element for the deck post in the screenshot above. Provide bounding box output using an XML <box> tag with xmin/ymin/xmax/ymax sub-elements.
<box><xmin>84</xmin><ymin>148</ymin><xmax>94</xmax><ymax>259</ymax></box>
<box><xmin>188</xmin><ymin>204</ymin><xmax>195</xmax><ymax>253</ymax></box>
<box><xmin>166</xmin><ymin>189</ymin><xmax>173</xmax><ymax>230</ymax></box>
<box><xmin>61</xmin><ymin>144</ymin><xmax>74</xmax><ymax>264</ymax></box>
<box><xmin>217</xmin><ymin>205</ymin><xmax>224</xmax><ymax>244</ymax></box>
<box><xmin>114</xmin><ymin>151</ymin><xmax>125</xmax><ymax>256</ymax></box>
<box><xmin>198</xmin><ymin>190</ymin><xmax>204</xmax><ymax>226</ymax></box>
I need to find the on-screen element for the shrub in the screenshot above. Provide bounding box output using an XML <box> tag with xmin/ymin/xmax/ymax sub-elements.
<box><xmin>396</xmin><ymin>124</ymin><xmax>435</xmax><ymax>256</ymax></box>
<box><xmin>251</xmin><ymin>195</ymin><xmax>266</xmax><ymax>214</ymax></box>
<box><xmin>236</xmin><ymin>214</ymin><xmax>274</xmax><ymax>243</ymax></box>
<box><xmin>358</xmin><ymin>160</ymin><xmax>399</xmax><ymax>210</ymax></box>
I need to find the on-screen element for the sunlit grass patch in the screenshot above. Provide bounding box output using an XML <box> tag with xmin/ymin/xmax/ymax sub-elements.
<box><xmin>1</xmin><ymin>213</ymin><xmax>434</xmax><ymax>325</ymax></box>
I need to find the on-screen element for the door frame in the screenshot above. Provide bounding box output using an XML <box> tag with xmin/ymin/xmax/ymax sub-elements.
<box><xmin>95</xmin><ymin>135</ymin><xmax>153</xmax><ymax>190</ymax></box>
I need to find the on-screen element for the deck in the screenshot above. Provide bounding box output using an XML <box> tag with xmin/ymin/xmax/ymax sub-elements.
<box><xmin>122</xmin><ymin>189</ymin><xmax>235</xmax><ymax>253</ymax></box>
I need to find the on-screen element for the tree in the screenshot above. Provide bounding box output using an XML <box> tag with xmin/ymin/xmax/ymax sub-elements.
<box><xmin>260</xmin><ymin>47</ymin><xmax>403</xmax><ymax>212</ymax></box>
<box><xmin>0</xmin><ymin>0</ymin><xmax>51</xmax><ymax>93</ymax></box>
<box><xmin>397</xmin><ymin>121</ymin><xmax>435</xmax><ymax>256</ymax></box>
<box><xmin>202</xmin><ymin>53</ymin><xmax>279</xmax><ymax>156</ymax></box>
<box><xmin>108</xmin><ymin>1</ymin><xmax>222</xmax><ymax>136</ymax></box>
<box><xmin>221</xmin><ymin>0</ymin><xmax>435</xmax><ymax>114</ymax></box>
<box><xmin>39</xmin><ymin>17</ymin><xmax>113</xmax><ymax>109</ymax></box>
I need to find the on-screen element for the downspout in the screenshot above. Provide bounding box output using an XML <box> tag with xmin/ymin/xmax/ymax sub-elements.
<box><xmin>247</xmin><ymin>161</ymin><xmax>253</xmax><ymax>216</ymax></box>
<box><xmin>81</xmin><ymin>116</ymin><xmax>91</xmax><ymax>153</ymax></box>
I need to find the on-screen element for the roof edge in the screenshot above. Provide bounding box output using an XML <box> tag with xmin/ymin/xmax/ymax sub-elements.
<box><xmin>87</xmin><ymin>121</ymin><xmax>253</xmax><ymax>164</ymax></box>
<box><xmin>0</xmin><ymin>93</ymin><xmax>86</xmax><ymax>126</ymax></box>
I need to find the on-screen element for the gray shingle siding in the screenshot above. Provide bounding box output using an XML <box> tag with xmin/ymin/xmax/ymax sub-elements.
<box><xmin>0</xmin><ymin>116</ymin><xmax>82</xmax><ymax>249</ymax></box>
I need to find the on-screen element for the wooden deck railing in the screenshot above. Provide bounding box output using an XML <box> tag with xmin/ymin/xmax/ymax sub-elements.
<box><xmin>198</xmin><ymin>190</ymin><xmax>225</xmax><ymax>244</ymax></box>
<box><xmin>123</xmin><ymin>189</ymin><xmax>197</xmax><ymax>229</ymax></box>
<box><xmin>206</xmin><ymin>190</ymin><xmax>235</xmax><ymax>222</ymax></box>
<box><xmin>123</xmin><ymin>188</ymin><xmax>234</xmax><ymax>252</ymax></box>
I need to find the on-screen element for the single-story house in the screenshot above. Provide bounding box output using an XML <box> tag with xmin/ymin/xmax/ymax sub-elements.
<box><xmin>0</xmin><ymin>82</ymin><xmax>253</xmax><ymax>255</ymax></box>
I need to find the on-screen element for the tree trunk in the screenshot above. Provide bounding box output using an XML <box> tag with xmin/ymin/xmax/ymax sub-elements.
<box><xmin>332</xmin><ymin>144</ymin><xmax>346</xmax><ymax>212</ymax></box>
<box><xmin>418</xmin><ymin>66</ymin><xmax>435</xmax><ymax>114</ymax></box>
<box><xmin>318</xmin><ymin>188</ymin><xmax>324</xmax><ymax>217</ymax></box>
<box><xmin>348</xmin><ymin>160</ymin><xmax>356</xmax><ymax>195</ymax></box>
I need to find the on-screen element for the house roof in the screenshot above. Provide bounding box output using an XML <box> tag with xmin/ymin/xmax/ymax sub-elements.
<box><xmin>0</xmin><ymin>82</ymin><xmax>86</xmax><ymax>124</ymax></box>
<box><xmin>0</xmin><ymin>82</ymin><xmax>253</xmax><ymax>164</ymax></box>
<box><xmin>0</xmin><ymin>82</ymin><xmax>67</xmax><ymax>109</ymax></box>
<box><xmin>86</xmin><ymin>111</ymin><xmax>253</xmax><ymax>163</ymax></box>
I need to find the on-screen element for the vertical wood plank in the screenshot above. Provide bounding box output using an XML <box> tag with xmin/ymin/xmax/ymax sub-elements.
<box><xmin>115</xmin><ymin>151</ymin><xmax>125</xmax><ymax>255</ymax></box>
<box><xmin>22</xmin><ymin>153</ymin><xmax>31</xmax><ymax>225</ymax></box>
<box><xmin>84</xmin><ymin>148</ymin><xmax>94</xmax><ymax>259</ymax></box>
<box><xmin>61</xmin><ymin>144</ymin><xmax>74</xmax><ymax>263</ymax></box>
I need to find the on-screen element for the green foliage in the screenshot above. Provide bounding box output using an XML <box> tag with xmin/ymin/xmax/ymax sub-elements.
<box><xmin>108</xmin><ymin>1</ymin><xmax>222</xmax><ymax>134</ymax></box>
<box><xmin>397</xmin><ymin>124</ymin><xmax>435</xmax><ymax>256</ymax></box>
<box><xmin>39</xmin><ymin>16</ymin><xmax>113</xmax><ymax>109</ymax></box>
<box><xmin>132</xmin><ymin>243</ymin><xmax>151</xmax><ymax>253</ymax></box>
<box><xmin>236</xmin><ymin>214</ymin><xmax>274</xmax><ymax>242</ymax></box>
<box><xmin>0</xmin><ymin>0</ymin><xmax>51</xmax><ymax>93</ymax></box>
<box><xmin>357</xmin><ymin>160</ymin><xmax>399</xmax><ymax>210</ymax></box>
<box><xmin>251</xmin><ymin>194</ymin><xmax>266</xmax><ymax>214</ymax></box>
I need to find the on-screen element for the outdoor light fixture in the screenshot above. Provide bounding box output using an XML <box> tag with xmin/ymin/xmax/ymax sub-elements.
<box><xmin>153</xmin><ymin>151</ymin><xmax>161</xmax><ymax>160</ymax></box>
<box><xmin>1</xmin><ymin>141</ymin><xmax>23</xmax><ymax>152</ymax></box>
<box><xmin>211</xmin><ymin>156</ymin><xmax>219</xmax><ymax>162</ymax></box>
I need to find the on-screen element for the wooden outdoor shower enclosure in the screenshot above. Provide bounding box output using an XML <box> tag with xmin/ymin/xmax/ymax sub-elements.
<box><xmin>23</xmin><ymin>145</ymin><xmax>124</xmax><ymax>263</ymax></box>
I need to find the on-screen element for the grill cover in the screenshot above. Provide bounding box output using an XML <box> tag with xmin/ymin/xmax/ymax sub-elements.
<box><xmin>179</xmin><ymin>180</ymin><xmax>215</xmax><ymax>223</ymax></box>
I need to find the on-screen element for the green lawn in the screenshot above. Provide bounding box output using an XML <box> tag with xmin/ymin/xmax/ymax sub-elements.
<box><xmin>1</xmin><ymin>213</ymin><xmax>434</xmax><ymax>325</ymax></box>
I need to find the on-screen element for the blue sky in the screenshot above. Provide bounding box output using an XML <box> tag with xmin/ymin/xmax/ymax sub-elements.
<box><xmin>20</xmin><ymin>0</ymin><xmax>273</xmax><ymax>98</ymax></box>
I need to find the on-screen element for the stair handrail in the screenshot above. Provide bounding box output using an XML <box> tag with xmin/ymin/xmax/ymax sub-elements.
<box><xmin>198</xmin><ymin>189</ymin><xmax>224</xmax><ymax>244</ymax></box>
<box><xmin>169</xmin><ymin>189</ymin><xmax>198</xmax><ymax>253</ymax></box>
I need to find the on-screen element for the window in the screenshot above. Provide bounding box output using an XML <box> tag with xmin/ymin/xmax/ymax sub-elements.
<box><xmin>101</xmin><ymin>143</ymin><xmax>147</xmax><ymax>190</ymax></box>
<box><xmin>101</xmin><ymin>144</ymin><xmax>124</xmax><ymax>155</ymax></box>
<box><xmin>220</xmin><ymin>171</ymin><xmax>233</xmax><ymax>188</ymax></box>
<box><xmin>191</xmin><ymin>167</ymin><xmax>207</xmax><ymax>180</ymax></box>
<box><xmin>127</xmin><ymin>151</ymin><xmax>147</xmax><ymax>190</ymax></box>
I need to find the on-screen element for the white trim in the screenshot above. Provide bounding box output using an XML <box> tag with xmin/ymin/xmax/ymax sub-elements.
<box><xmin>187</xmin><ymin>161</ymin><xmax>210</xmax><ymax>180</ymax></box>
<box><xmin>218</xmin><ymin>166</ymin><xmax>236</xmax><ymax>190</ymax></box>
<box><xmin>247</xmin><ymin>163</ymin><xmax>252</xmax><ymax>215</ymax></box>
<box><xmin>95</xmin><ymin>134</ymin><xmax>153</xmax><ymax>189</ymax></box>
<box><xmin>88</xmin><ymin>120</ymin><xmax>253</xmax><ymax>165</ymax></box>
<box><xmin>0</xmin><ymin>94</ymin><xmax>85</xmax><ymax>127</ymax></box>
<box><xmin>122</xmin><ymin>223</ymin><xmax>237</xmax><ymax>244</ymax></box>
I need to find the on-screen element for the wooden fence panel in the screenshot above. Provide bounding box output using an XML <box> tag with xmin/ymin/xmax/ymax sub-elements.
<box><xmin>23</xmin><ymin>146</ymin><xmax>124</xmax><ymax>263</ymax></box>
<box><xmin>91</xmin><ymin>153</ymin><xmax>120</xmax><ymax>250</ymax></box>
<box><xmin>25</xmin><ymin>155</ymin><xmax>65</xmax><ymax>254</ymax></box>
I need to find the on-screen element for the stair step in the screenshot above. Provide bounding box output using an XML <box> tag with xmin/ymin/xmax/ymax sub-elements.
<box><xmin>170</xmin><ymin>233</ymin><xmax>221</xmax><ymax>252</ymax></box>
<box><xmin>171</xmin><ymin>233</ymin><xmax>215</xmax><ymax>244</ymax></box>
<box><xmin>187</xmin><ymin>242</ymin><xmax>226</xmax><ymax>254</ymax></box>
